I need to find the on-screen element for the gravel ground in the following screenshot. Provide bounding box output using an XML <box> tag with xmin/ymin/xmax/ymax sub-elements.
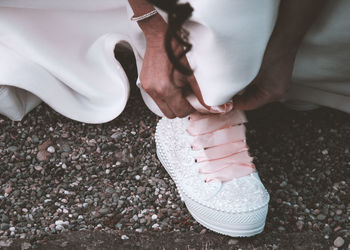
<box><xmin>0</xmin><ymin>50</ymin><xmax>349</xmax><ymax>249</ymax></box>
<box><xmin>0</xmin><ymin>90</ymin><xmax>349</xmax><ymax>249</ymax></box>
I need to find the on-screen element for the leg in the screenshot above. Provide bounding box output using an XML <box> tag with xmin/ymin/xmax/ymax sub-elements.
<box><xmin>0</xmin><ymin>2</ymin><xmax>134</xmax><ymax>123</ymax></box>
<box><xmin>287</xmin><ymin>0</ymin><xmax>350</xmax><ymax>113</ymax></box>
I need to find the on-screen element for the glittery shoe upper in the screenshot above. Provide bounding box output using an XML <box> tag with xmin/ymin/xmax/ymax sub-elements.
<box><xmin>156</xmin><ymin>116</ymin><xmax>269</xmax><ymax>213</ymax></box>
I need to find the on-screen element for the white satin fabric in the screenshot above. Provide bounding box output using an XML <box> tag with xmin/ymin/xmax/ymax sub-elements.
<box><xmin>0</xmin><ymin>0</ymin><xmax>349</xmax><ymax>122</ymax></box>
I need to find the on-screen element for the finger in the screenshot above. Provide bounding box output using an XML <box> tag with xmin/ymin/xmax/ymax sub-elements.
<box><xmin>147</xmin><ymin>91</ymin><xmax>176</xmax><ymax>119</ymax></box>
<box><xmin>166</xmin><ymin>89</ymin><xmax>195</xmax><ymax>118</ymax></box>
<box><xmin>234</xmin><ymin>83</ymin><xmax>272</xmax><ymax>111</ymax></box>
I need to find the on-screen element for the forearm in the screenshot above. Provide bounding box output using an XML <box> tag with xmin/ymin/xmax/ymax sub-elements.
<box><xmin>269</xmin><ymin>0</ymin><xmax>329</xmax><ymax>53</ymax></box>
<box><xmin>127</xmin><ymin>0</ymin><xmax>167</xmax><ymax>41</ymax></box>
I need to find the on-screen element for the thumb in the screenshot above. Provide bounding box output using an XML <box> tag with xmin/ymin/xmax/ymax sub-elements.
<box><xmin>234</xmin><ymin>83</ymin><xmax>272</xmax><ymax>111</ymax></box>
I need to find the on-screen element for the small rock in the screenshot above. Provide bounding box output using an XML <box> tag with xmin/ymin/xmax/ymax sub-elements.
<box><xmin>60</xmin><ymin>242</ymin><xmax>68</xmax><ymax>247</ymax></box>
<box><xmin>296</xmin><ymin>221</ymin><xmax>304</xmax><ymax>231</ymax></box>
<box><xmin>335</xmin><ymin>209</ymin><xmax>342</xmax><ymax>215</ymax></box>
<box><xmin>21</xmin><ymin>242</ymin><xmax>31</xmax><ymax>250</ymax></box>
<box><xmin>200</xmin><ymin>229</ymin><xmax>207</xmax><ymax>235</ymax></box>
<box><xmin>334</xmin><ymin>236</ymin><xmax>344</xmax><ymax>248</ymax></box>
<box><xmin>55</xmin><ymin>220</ymin><xmax>69</xmax><ymax>226</ymax></box>
<box><xmin>99</xmin><ymin>208</ymin><xmax>110</xmax><ymax>215</ymax></box>
<box><xmin>121</xmin><ymin>235</ymin><xmax>129</xmax><ymax>240</ymax></box>
<box><xmin>0</xmin><ymin>240</ymin><xmax>13</xmax><ymax>247</ymax></box>
<box><xmin>47</xmin><ymin>146</ymin><xmax>55</xmax><ymax>153</ymax></box>
<box><xmin>7</xmin><ymin>146</ymin><xmax>18</xmax><ymax>152</ymax></box>
<box><xmin>137</xmin><ymin>186</ymin><xmax>145</xmax><ymax>194</ymax></box>
<box><xmin>152</xmin><ymin>223</ymin><xmax>159</xmax><ymax>229</ymax></box>
<box><xmin>36</xmin><ymin>151</ymin><xmax>50</xmax><ymax>161</ymax></box>
<box><xmin>228</xmin><ymin>239</ymin><xmax>239</xmax><ymax>245</ymax></box>
<box><xmin>151</xmin><ymin>214</ymin><xmax>158</xmax><ymax>220</ymax></box>
<box><xmin>4</xmin><ymin>187</ymin><xmax>12</xmax><ymax>195</ymax></box>
<box><xmin>62</xmin><ymin>144</ymin><xmax>71</xmax><ymax>152</ymax></box>
<box><xmin>111</xmin><ymin>132</ymin><xmax>122</xmax><ymax>140</ymax></box>
<box><xmin>9</xmin><ymin>227</ymin><xmax>15</xmax><ymax>232</ymax></box>
<box><xmin>55</xmin><ymin>225</ymin><xmax>64</xmax><ymax>231</ymax></box>
<box><xmin>34</xmin><ymin>166</ymin><xmax>43</xmax><ymax>171</ymax></box>
<box><xmin>317</xmin><ymin>214</ymin><xmax>326</xmax><ymax>221</ymax></box>
<box><xmin>0</xmin><ymin>223</ymin><xmax>9</xmax><ymax>230</ymax></box>
<box><xmin>38</xmin><ymin>139</ymin><xmax>52</xmax><ymax>151</ymax></box>
<box><xmin>280</xmin><ymin>181</ymin><xmax>287</xmax><ymax>188</ymax></box>
<box><xmin>1</xmin><ymin>215</ymin><xmax>9</xmax><ymax>223</ymax></box>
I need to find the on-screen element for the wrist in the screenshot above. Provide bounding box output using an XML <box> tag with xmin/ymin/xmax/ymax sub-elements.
<box><xmin>138</xmin><ymin>14</ymin><xmax>167</xmax><ymax>42</ymax></box>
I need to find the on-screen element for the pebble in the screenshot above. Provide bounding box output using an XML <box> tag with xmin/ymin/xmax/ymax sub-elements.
<box><xmin>36</xmin><ymin>151</ymin><xmax>49</xmax><ymax>161</ymax></box>
<box><xmin>47</xmin><ymin>146</ymin><xmax>55</xmax><ymax>153</ymax></box>
<box><xmin>99</xmin><ymin>208</ymin><xmax>110</xmax><ymax>215</ymax></box>
<box><xmin>7</xmin><ymin>146</ymin><xmax>18</xmax><ymax>152</ymax></box>
<box><xmin>5</xmin><ymin>187</ymin><xmax>12</xmax><ymax>195</ymax></box>
<box><xmin>296</xmin><ymin>221</ymin><xmax>304</xmax><ymax>231</ymax></box>
<box><xmin>228</xmin><ymin>239</ymin><xmax>239</xmax><ymax>245</ymax></box>
<box><xmin>55</xmin><ymin>220</ymin><xmax>69</xmax><ymax>226</ymax></box>
<box><xmin>55</xmin><ymin>225</ymin><xmax>64</xmax><ymax>231</ymax></box>
<box><xmin>111</xmin><ymin>132</ymin><xmax>122</xmax><ymax>140</ymax></box>
<box><xmin>151</xmin><ymin>214</ymin><xmax>158</xmax><ymax>220</ymax></box>
<box><xmin>333</xmin><ymin>236</ymin><xmax>344</xmax><ymax>248</ymax></box>
<box><xmin>280</xmin><ymin>181</ymin><xmax>287</xmax><ymax>188</ymax></box>
<box><xmin>34</xmin><ymin>166</ymin><xmax>43</xmax><ymax>171</ymax></box>
<box><xmin>0</xmin><ymin>223</ymin><xmax>9</xmax><ymax>230</ymax></box>
<box><xmin>21</xmin><ymin>242</ymin><xmax>32</xmax><ymax>250</ymax></box>
<box><xmin>121</xmin><ymin>235</ymin><xmax>129</xmax><ymax>240</ymax></box>
<box><xmin>335</xmin><ymin>210</ymin><xmax>342</xmax><ymax>215</ymax></box>
<box><xmin>1</xmin><ymin>215</ymin><xmax>9</xmax><ymax>223</ymax></box>
<box><xmin>317</xmin><ymin>214</ymin><xmax>327</xmax><ymax>221</ymax></box>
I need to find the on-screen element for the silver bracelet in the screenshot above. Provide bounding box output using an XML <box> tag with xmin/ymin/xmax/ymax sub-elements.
<box><xmin>131</xmin><ymin>9</ymin><xmax>158</xmax><ymax>22</ymax></box>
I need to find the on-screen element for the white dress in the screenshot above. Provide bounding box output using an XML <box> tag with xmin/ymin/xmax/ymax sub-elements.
<box><xmin>0</xmin><ymin>0</ymin><xmax>349</xmax><ymax>123</ymax></box>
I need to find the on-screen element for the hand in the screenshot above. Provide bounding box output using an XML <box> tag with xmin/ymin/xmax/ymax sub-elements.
<box><xmin>234</xmin><ymin>45</ymin><xmax>298</xmax><ymax>111</ymax></box>
<box><xmin>140</xmin><ymin>34</ymin><xmax>206</xmax><ymax>118</ymax></box>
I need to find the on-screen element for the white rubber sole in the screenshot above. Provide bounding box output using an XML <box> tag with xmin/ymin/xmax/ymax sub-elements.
<box><xmin>156</xmin><ymin>128</ymin><xmax>268</xmax><ymax>237</ymax></box>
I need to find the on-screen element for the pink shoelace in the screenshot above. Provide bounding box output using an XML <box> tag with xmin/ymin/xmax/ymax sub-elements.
<box><xmin>186</xmin><ymin>95</ymin><xmax>256</xmax><ymax>183</ymax></box>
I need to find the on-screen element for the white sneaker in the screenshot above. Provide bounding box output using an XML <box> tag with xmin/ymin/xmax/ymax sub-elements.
<box><xmin>155</xmin><ymin>110</ymin><xmax>269</xmax><ymax>237</ymax></box>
